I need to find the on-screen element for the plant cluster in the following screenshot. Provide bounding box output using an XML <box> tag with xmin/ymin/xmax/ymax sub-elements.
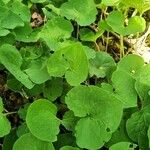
<box><xmin>0</xmin><ymin>0</ymin><xmax>150</xmax><ymax>150</ymax></box>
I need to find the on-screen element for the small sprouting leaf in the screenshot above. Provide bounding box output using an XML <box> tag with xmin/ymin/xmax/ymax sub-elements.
<box><xmin>65</xmin><ymin>85</ymin><xmax>123</xmax><ymax>149</ymax></box>
<box><xmin>126</xmin><ymin>105</ymin><xmax>150</xmax><ymax>150</ymax></box>
<box><xmin>112</xmin><ymin>54</ymin><xmax>144</xmax><ymax>107</ymax></box>
<box><xmin>89</xmin><ymin>51</ymin><xmax>116</xmax><ymax>78</ymax></box>
<box><xmin>13</xmin><ymin>133</ymin><xmax>55</xmax><ymax>150</ymax></box>
<box><xmin>60</xmin><ymin>0</ymin><xmax>97</xmax><ymax>26</ymax></box>
<box><xmin>110</xmin><ymin>142</ymin><xmax>137</xmax><ymax>150</ymax></box>
<box><xmin>0</xmin><ymin>44</ymin><xmax>34</xmax><ymax>89</ymax></box>
<box><xmin>60</xmin><ymin>146</ymin><xmax>80</xmax><ymax>150</ymax></box>
<box><xmin>39</xmin><ymin>17</ymin><xmax>73</xmax><ymax>50</ymax></box>
<box><xmin>26</xmin><ymin>99</ymin><xmax>60</xmax><ymax>142</ymax></box>
<box><xmin>106</xmin><ymin>11</ymin><xmax>146</xmax><ymax>36</ymax></box>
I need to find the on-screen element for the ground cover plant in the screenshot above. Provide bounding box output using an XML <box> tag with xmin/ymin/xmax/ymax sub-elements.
<box><xmin>0</xmin><ymin>0</ymin><xmax>150</xmax><ymax>149</ymax></box>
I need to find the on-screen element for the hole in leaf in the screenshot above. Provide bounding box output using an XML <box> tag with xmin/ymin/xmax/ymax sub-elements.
<box><xmin>129</xmin><ymin>143</ymin><xmax>133</xmax><ymax>148</ymax></box>
<box><xmin>106</xmin><ymin>127</ymin><xmax>111</xmax><ymax>132</ymax></box>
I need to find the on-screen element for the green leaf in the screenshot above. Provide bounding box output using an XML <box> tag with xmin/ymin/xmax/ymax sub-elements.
<box><xmin>0</xmin><ymin>28</ymin><xmax>10</xmax><ymax>36</ymax></box>
<box><xmin>148</xmin><ymin>127</ymin><xmax>150</xmax><ymax>148</ymax></box>
<box><xmin>135</xmin><ymin>64</ymin><xmax>150</xmax><ymax>106</ymax></box>
<box><xmin>0</xmin><ymin>44</ymin><xmax>34</xmax><ymax>89</ymax></box>
<box><xmin>43</xmin><ymin>78</ymin><xmax>63</xmax><ymax>101</ymax></box>
<box><xmin>122</xmin><ymin>0</ymin><xmax>150</xmax><ymax>14</ymax></box>
<box><xmin>126</xmin><ymin>105</ymin><xmax>150</xmax><ymax>150</ymax></box>
<box><xmin>0</xmin><ymin>97</ymin><xmax>4</xmax><ymax>112</ymax></box>
<box><xmin>7</xmin><ymin>78</ymin><xmax>23</xmax><ymax>92</ymax></box>
<box><xmin>54</xmin><ymin>133</ymin><xmax>76</xmax><ymax>150</ymax></box>
<box><xmin>65</xmin><ymin>85</ymin><xmax>123</xmax><ymax>149</ymax></box>
<box><xmin>39</xmin><ymin>17</ymin><xmax>73</xmax><ymax>50</ymax></box>
<box><xmin>26</xmin><ymin>99</ymin><xmax>60</xmax><ymax>142</ymax></box>
<box><xmin>80</xmin><ymin>28</ymin><xmax>104</xmax><ymax>42</ymax></box>
<box><xmin>64</xmin><ymin>43</ymin><xmax>88</xmax><ymax>86</ymax></box>
<box><xmin>110</xmin><ymin>142</ymin><xmax>137</xmax><ymax>150</ymax></box>
<box><xmin>75</xmin><ymin>117</ymin><xmax>110</xmax><ymax>149</ymax></box>
<box><xmin>0</xmin><ymin>97</ymin><xmax>11</xmax><ymax>137</ymax></box>
<box><xmin>3</xmin><ymin>129</ymin><xmax>18</xmax><ymax>150</ymax></box>
<box><xmin>8</xmin><ymin>1</ymin><xmax>31</xmax><ymax>22</ymax></box>
<box><xmin>0</xmin><ymin>33</ymin><xmax>15</xmax><ymax>46</ymax></box>
<box><xmin>60</xmin><ymin>146</ymin><xmax>80</xmax><ymax>150</ymax></box>
<box><xmin>14</xmin><ymin>23</ymin><xmax>39</xmax><ymax>43</ymax></box>
<box><xmin>25</xmin><ymin>59</ymin><xmax>50</xmax><ymax>84</ymax></box>
<box><xmin>89</xmin><ymin>51</ymin><xmax>116</xmax><ymax>78</ymax></box>
<box><xmin>101</xmin><ymin>0</ymin><xmax>121</xmax><ymax>6</ymax></box>
<box><xmin>106</xmin><ymin>11</ymin><xmax>146</xmax><ymax>36</ymax></box>
<box><xmin>62</xmin><ymin>110</ymin><xmax>79</xmax><ymax>131</ymax></box>
<box><xmin>1</xmin><ymin>9</ymin><xmax>24</xmax><ymax>29</ymax></box>
<box><xmin>47</xmin><ymin>50</ymin><xmax>70</xmax><ymax>77</ymax></box>
<box><xmin>18</xmin><ymin>104</ymin><xmax>30</xmax><ymax>121</ymax></box>
<box><xmin>30</xmin><ymin>0</ymin><xmax>47</xmax><ymax>3</ymax></box>
<box><xmin>60</xmin><ymin>0</ymin><xmax>97</xmax><ymax>26</ymax></box>
<box><xmin>47</xmin><ymin>43</ymin><xmax>88</xmax><ymax>86</ymax></box>
<box><xmin>112</xmin><ymin>54</ymin><xmax>144</xmax><ymax>108</ymax></box>
<box><xmin>106</xmin><ymin>108</ymin><xmax>135</xmax><ymax>147</ymax></box>
<box><xmin>13</xmin><ymin>133</ymin><xmax>55</xmax><ymax>150</ymax></box>
<box><xmin>24</xmin><ymin>84</ymin><xmax>44</xmax><ymax>97</ymax></box>
<box><xmin>117</xmin><ymin>54</ymin><xmax>144</xmax><ymax>75</ymax></box>
<box><xmin>0</xmin><ymin>115</ymin><xmax>11</xmax><ymax>137</ymax></box>
<box><xmin>125</xmin><ymin>16</ymin><xmax>146</xmax><ymax>35</ymax></box>
<box><xmin>83</xmin><ymin>46</ymin><xmax>96</xmax><ymax>60</ymax></box>
<box><xmin>17</xmin><ymin>123</ymin><xmax>29</xmax><ymax>137</ymax></box>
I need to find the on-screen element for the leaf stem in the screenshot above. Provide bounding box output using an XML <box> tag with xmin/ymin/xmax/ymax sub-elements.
<box><xmin>105</xmin><ymin>32</ymin><xmax>109</xmax><ymax>52</ymax></box>
<box><xmin>131</xmin><ymin>9</ymin><xmax>138</xmax><ymax>17</ymax></box>
<box><xmin>95</xmin><ymin>42</ymin><xmax>100</xmax><ymax>51</ymax></box>
<box><xmin>4</xmin><ymin>111</ymin><xmax>18</xmax><ymax>116</ymax></box>
<box><xmin>120</xmin><ymin>35</ymin><xmax>124</xmax><ymax>58</ymax></box>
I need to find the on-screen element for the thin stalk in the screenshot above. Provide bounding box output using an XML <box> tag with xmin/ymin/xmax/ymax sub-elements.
<box><xmin>120</xmin><ymin>35</ymin><xmax>124</xmax><ymax>58</ymax></box>
<box><xmin>4</xmin><ymin>111</ymin><xmax>17</xmax><ymax>116</ymax></box>
<box><xmin>95</xmin><ymin>42</ymin><xmax>100</xmax><ymax>51</ymax></box>
<box><xmin>105</xmin><ymin>32</ymin><xmax>109</xmax><ymax>52</ymax></box>
<box><xmin>131</xmin><ymin>9</ymin><xmax>138</xmax><ymax>17</ymax></box>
